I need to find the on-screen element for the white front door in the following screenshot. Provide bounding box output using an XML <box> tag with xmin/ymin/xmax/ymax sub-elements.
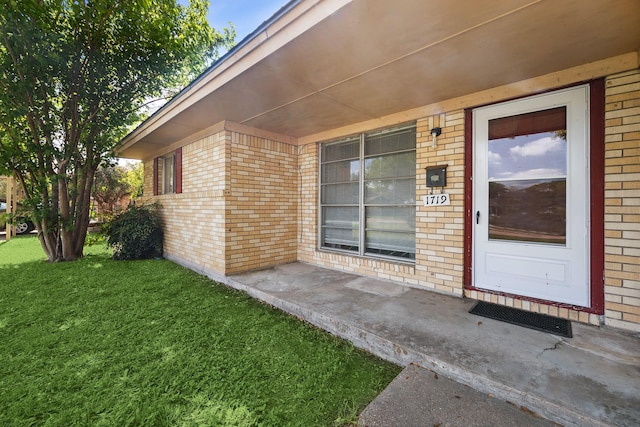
<box><xmin>473</xmin><ymin>85</ymin><xmax>590</xmax><ymax>307</ymax></box>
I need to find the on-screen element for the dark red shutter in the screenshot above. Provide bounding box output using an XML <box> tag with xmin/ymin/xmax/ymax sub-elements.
<box><xmin>175</xmin><ymin>147</ymin><xmax>182</xmax><ymax>194</ymax></box>
<box><xmin>153</xmin><ymin>157</ymin><xmax>159</xmax><ymax>196</ymax></box>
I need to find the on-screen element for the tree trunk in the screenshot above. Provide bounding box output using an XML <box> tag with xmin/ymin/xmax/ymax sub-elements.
<box><xmin>33</xmin><ymin>173</ymin><xmax>94</xmax><ymax>262</ymax></box>
<box><xmin>37</xmin><ymin>229</ymin><xmax>59</xmax><ymax>263</ymax></box>
<box><xmin>71</xmin><ymin>167</ymin><xmax>95</xmax><ymax>258</ymax></box>
<box><xmin>58</xmin><ymin>178</ymin><xmax>77</xmax><ymax>261</ymax></box>
<box><xmin>38</xmin><ymin>181</ymin><xmax>60</xmax><ymax>262</ymax></box>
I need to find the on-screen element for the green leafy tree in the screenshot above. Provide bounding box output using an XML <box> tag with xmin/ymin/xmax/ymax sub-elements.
<box><xmin>92</xmin><ymin>164</ymin><xmax>131</xmax><ymax>221</ymax></box>
<box><xmin>123</xmin><ymin>161</ymin><xmax>144</xmax><ymax>200</ymax></box>
<box><xmin>91</xmin><ymin>162</ymin><xmax>143</xmax><ymax>221</ymax></box>
<box><xmin>0</xmin><ymin>0</ymin><xmax>235</xmax><ymax>261</ymax></box>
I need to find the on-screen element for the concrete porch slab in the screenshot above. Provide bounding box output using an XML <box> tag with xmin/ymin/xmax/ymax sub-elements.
<box><xmin>221</xmin><ymin>262</ymin><xmax>640</xmax><ymax>427</ymax></box>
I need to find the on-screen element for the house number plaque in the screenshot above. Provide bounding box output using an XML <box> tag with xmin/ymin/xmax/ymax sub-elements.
<box><xmin>423</xmin><ymin>193</ymin><xmax>451</xmax><ymax>206</ymax></box>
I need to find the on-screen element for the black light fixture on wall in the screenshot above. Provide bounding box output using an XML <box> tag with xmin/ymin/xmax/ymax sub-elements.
<box><xmin>430</xmin><ymin>127</ymin><xmax>442</xmax><ymax>148</ymax></box>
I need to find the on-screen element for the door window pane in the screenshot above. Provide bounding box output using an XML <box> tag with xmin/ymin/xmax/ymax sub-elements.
<box><xmin>487</xmin><ymin>107</ymin><xmax>567</xmax><ymax>244</ymax></box>
<box><xmin>487</xmin><ymin>132</ymin><xmax>567</xmax><ymax>180</ymax></box>
<box><xmin>488</xmin><ymin>179</ymin><xmax>566</xmax><ymax>244</ymax></box>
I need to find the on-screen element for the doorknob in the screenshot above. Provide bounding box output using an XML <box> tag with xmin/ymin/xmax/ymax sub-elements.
<box><xmin>476</xmin><ymin>211</ymin><xmax>480</xmax><ymax>224</ymax></box>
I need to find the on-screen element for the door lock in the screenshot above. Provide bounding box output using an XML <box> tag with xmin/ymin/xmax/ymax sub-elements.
<box><xmin>476</xmin><ymin>211</ymin><xmax>480</xmax><ymax>224</ymax></box>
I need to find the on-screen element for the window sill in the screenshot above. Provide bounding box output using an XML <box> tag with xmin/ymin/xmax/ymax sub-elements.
<box><xmin>317</xmin><ymin>247</ymin><xmax>416</xmax><ymax>267</ymax></box>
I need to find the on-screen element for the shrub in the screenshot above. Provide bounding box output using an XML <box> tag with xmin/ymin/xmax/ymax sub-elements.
<box><xmin>84</xmin><ymin>231</ymin><xmax>105</xmax><ymax>247</ymax></box>
<box><xmin>104</xmin><ymin>203</ymin><xmax>163</xmax><ymax>260</ymax></box>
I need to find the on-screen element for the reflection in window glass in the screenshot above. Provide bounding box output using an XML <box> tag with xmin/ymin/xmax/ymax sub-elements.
<box><xmin>320</xmin><ymin>125</ymin><xmax>416</xmax><ymax>260</ymax></box>
<box><xmin>488</xmin><ymin>132</ymin><xmax>567</xmax><ymax>180</ymax></box>
<box><xmin>321</xmin><ymin>206</ymin><xmax>359</xmax><ymax>251</ymax></box>
<box><xmin>487</xmin><ymin>107</ymin><xmax>567</xmax><ymax>245</ymax></box>
<box><xmin>163</xmin><ymin>155</ymin><xmax>175</xmax><ymax>194</ymax></box>
<box><xmin>321</xmin><ymin>182</ymin><xmax>359</xmax><ymax>205</ymax></box>
<box><xmin>365</xmin><ymin>178</ymin><xmax>415</xmax><ymax>204</ymax></box>
<box><xmin>488</xmin><ymin>179</ymin><xmax>566</xmax><ymax>244</ymax></box>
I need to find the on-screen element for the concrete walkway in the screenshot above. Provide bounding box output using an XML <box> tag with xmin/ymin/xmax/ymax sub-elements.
<box><xmin>220</xmin><ymin>262</ymin><xmax>640</xmax><ymax>426</ymax></box>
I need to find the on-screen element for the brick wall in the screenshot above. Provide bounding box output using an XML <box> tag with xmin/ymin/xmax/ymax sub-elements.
<box><xmin>155</xmin><ymin>133</ymin><xmax>228</xmax><ymax>275</ymax></box>
<box><xmin>603</xmin><ymin>70</ymin><xmax>640</xmax><ymax>332</ymax></box>
<box><xmin>142</xmin><ymin>127</ymin><xmax>298</xmax><ymax>276</ymax></box>
<box><xmin>416</xmin><ymin>113</ymin><xmax>465</xmax><ymax>296</ymax></box>
<box><xmin>142</xmin><ymin>159</ymin><xmax>154</xmax><ymax>197</ymax></box>
<box><xmin>225</xmin><ymin>131</ymin><xmax>299</xmax><ymax>274</ymax></box>
<box><xmin>297</xmin><ymin>142</ymin><xmax>318</xmax><ymax>262</ymax></box>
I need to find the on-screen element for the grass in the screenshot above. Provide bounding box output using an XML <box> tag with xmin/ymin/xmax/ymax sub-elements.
<box><xmin>0</xmin><ymin>236</ymin><xmax>400</xmax><ymax>426</ymax></box>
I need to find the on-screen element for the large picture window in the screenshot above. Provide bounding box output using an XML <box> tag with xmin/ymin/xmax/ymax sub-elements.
<box><xmin>320</xmin><ymin>125</ymin><xmax>416</xmax><ymax>261</ymax></box>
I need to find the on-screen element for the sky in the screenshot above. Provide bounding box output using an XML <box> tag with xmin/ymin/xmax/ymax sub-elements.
<box><xmin>181</xmin><ymin>0</ymin><xmax>289</xmax><ymax>42</ymax></box>
<box><xmin>488</xmin><ymin>132</ymin><xmax>567</xmax><ymax>182</ymax></box>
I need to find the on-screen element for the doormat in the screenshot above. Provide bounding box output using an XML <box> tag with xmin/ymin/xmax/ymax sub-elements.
<box><xmin>469</xmin><ymin>301</ymin><xmax>572</xmax><ymax>338</ymax></box>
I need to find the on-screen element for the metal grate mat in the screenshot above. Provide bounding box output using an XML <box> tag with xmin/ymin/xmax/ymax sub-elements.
<box><xmin>469</xmin><ymin>301</ymin><xmax>572</xmax><ymax>338</ymax></box>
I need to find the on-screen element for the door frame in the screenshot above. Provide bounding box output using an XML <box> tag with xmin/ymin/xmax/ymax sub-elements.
<box><xmin>463</xmin><ymin>80</ymin><xmax>605</xmax><ymax>314</ymax></box>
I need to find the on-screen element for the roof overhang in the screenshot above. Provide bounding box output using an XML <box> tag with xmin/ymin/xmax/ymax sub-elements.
<box><xmin>119</xmin><ymin>0</ymin><xmax>640</xmax><ymax>159</ymax></box>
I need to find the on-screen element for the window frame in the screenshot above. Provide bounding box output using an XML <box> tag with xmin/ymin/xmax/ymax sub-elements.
<box><xmin>153</xmin><ymin>147</ymin><xmax>182</xmax><ymax>196</ymax></box>
<box><xmin>318</xmin><ymin>124</ymin><xmax>417</xmax><ymax>262</ymax></box>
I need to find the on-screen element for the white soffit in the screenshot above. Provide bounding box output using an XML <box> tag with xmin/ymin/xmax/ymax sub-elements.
<box><xmin>119</xmin><ymin>0</ymin><xmax>640</xmax><ymax>158</ymax></box>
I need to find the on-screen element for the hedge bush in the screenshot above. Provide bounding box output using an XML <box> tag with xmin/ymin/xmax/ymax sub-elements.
<box><xmin>104</xmin><ymin>203</ymin><xmax>163</xmax><ymax>260</ymax></box>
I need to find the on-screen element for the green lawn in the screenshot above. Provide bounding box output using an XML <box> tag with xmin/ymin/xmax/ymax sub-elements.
<box><xmin>0</xmin><ymin>236</ymin><xmax>400</xmax><ymax>426</ymax></box>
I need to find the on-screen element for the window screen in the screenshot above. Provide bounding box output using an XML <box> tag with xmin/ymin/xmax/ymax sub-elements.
<box><xmin>320</xmin><ymin>125</ymin><xmax>416</xmax><ymax>261</ymax></box>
